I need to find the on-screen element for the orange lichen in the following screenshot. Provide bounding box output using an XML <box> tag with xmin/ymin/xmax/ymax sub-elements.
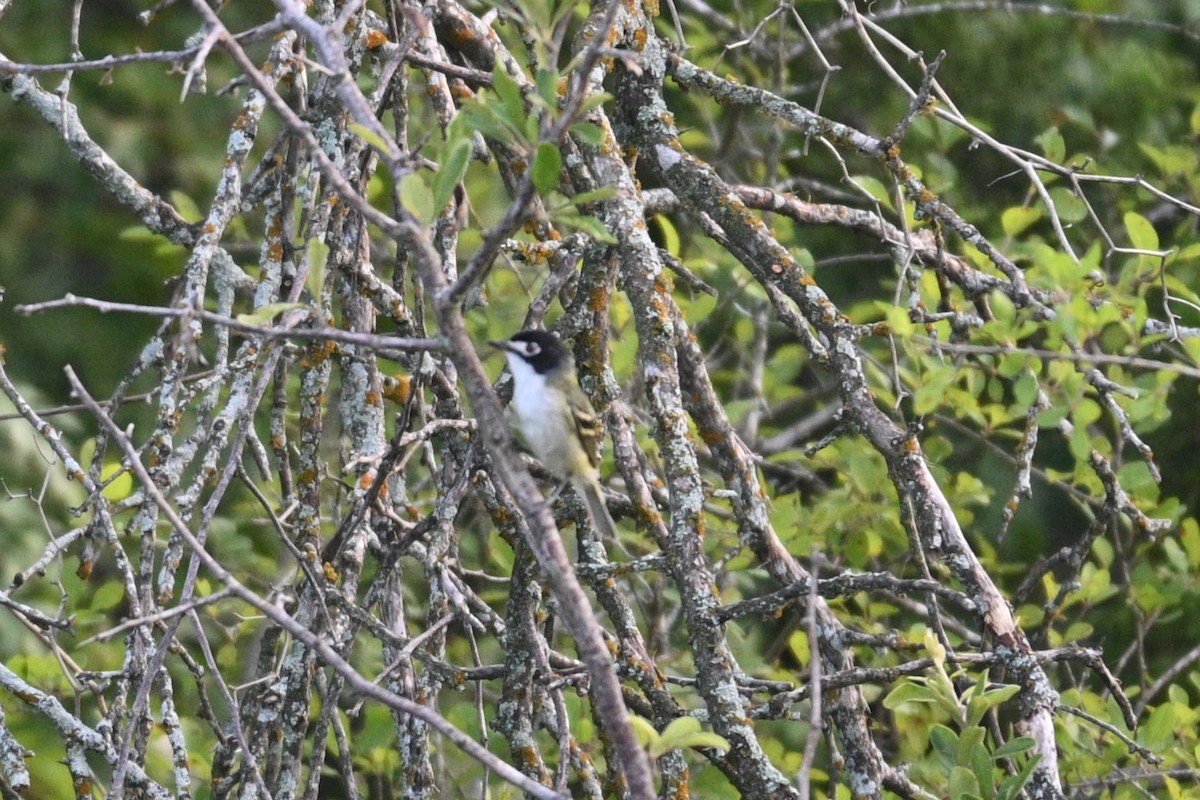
<box><xmin>300</xmin><ymin>340</ymin><xmax>338</xmax><ymax>368</ymax></box>
<box><xmin>514</xmin><ymin>746</ymin><xmax>543</xmax><ymax>771</ymax></box>
<box><xmin>382</xmin><ymin>374</ymin><xmax>412</xmax><ymax>405</ymax></box>
<box><xmin>364</xmin><ymin>30</ymin><xmax>388</xmax><ymax>49</ymax></box>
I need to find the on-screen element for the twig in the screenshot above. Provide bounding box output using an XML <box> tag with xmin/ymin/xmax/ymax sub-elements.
<box><xmin>797</xmin><ymin>547</ymin><xmax>823</xmax><ymax>800</ymax></box>
<box><xmin>910</xmin><ymin>336</ymin><xmax>1200</xmax><ymax>382</ymax></box>
<box><xmin>1058</xmin><ymin>704</ymin><xmax>1161</xmax><ymax>764</ymax></box>
<box><xmin>16</xmin><ymin>293</ymin><xmax>443</xmax><ymax>355</ymax></box>
<box><xmin>79</xmin><ymin>589</ymin><xmax>233</xmax><ymax>646</ymax></box>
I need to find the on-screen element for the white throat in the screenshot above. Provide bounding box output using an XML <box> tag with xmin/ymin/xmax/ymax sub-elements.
<box><xmin>503</xmin><ymin>352</ymin><xmax>549</xmax><ymax>419</ymax></box>
<box><xmin>502</xmin><ymin>352</ymin><xmax>574</xmax><ymax>477</ymax></box>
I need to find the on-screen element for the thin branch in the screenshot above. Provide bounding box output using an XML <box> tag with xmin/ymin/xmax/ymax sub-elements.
<box><xmin>16</xmin><ymin>294</ymin><xmax>443</xmax><ymax>355</ymax></box>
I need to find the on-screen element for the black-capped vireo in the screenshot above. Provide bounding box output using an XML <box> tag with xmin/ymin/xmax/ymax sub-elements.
<box><xmin>491</xmin><ymin>330</ymin><xmax>617</xmax><ymax>540</ymax></box>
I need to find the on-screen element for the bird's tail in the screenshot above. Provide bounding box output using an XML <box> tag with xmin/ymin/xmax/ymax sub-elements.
<box><xmin>573</xmin><ymin>474</ymin><xmax>618</xmax><ymax>542</ymax></box>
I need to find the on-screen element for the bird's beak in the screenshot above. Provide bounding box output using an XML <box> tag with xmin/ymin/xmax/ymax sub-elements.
<box><xmin>489</xmin><ymin>339</ymin><xmax>513</xmax><ymax>354</ymax></box>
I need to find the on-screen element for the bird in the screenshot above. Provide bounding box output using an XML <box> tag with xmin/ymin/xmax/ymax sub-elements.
<box><xmin>490</xmin><ymin>329</ymin><xmax>617</xmax><ymax>541</ymax></box>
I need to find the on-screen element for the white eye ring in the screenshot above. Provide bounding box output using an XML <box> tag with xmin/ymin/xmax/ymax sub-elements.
<box><xmin>524</xmin><ymin>342</ymin><xmax>541</xmax><ymax>356</ymax></box>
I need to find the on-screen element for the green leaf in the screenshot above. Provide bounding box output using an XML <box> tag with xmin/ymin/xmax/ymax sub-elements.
<box><xmin>571</xmin><ymin>121</ymin><xmax>607</xmax><ymax>147</ymax></box>
<box><xmin>492</xmin><ymin>63</ymin><xmax>523</xmax><ymax>110</ymax></box>
<box><xmin>1124</xmin><ymin>211</ymin><xmax>1159</xmax><ymax>251</ymax></box>
<box><xmin>556</xmin><ymin>211</ymin><xmax>615</xmax><ymax>243</ymax></box>
<box><xmin>1116</xmin><ymin>461</ymin><xmax>1158</xmax><ymax>497</ymax></box>
<box><xmin>1139</xmin><ymin>142</ymin><xmax>1197</xmax><ymax>179</ymax></box>
<box><xmin>100</xmin><ymin>461</ymin><xmax>134</xmax><ymax>503</ymax></box>
<box><xmin>655</xmin><ymin>214</ymin><xmax>681</xmax><ymax>257</ymax></box>
<box><xmin>882</xmin><ymin>304</ymin><xmax>916</xmax><ymax>336</ymax></box>
<box><xmin>653</xmin><ymin>716</ymin><xmax>730</xmax><ymax>757</ymax></box>
<box><xmin>577</xmin><ymin>92</ymin><xmax>612</xmax><ymax>115</ymax></box>
<box><xmin>170</xmin><ymin>190</ymin><xmax>204</xmax><ymax>223</ymax></box>
<box><xmin>966</xmin><ymin>683</ymin><xmax>1021</xmax><ymax>726</ymax></box>
<box><xmin>996</xmin><ymin>751</ymin><xmax>1041</xmax><ymax>800</ymax></box>
<box><xmin>627</xmin><ymin>715</ymin><xmax>660</xmax><ymax>750</ymax></box>
<box><xmin>991</xmin><ymin>736</ymin><xmax>1036</xmax><ymax>759</ymax></box>
<box><xmin>1180</xmin><ymin>518</ymin><xmax>1200</xmax><ymax>569</ymax></box>
<box><xmin>949</xmin><ymin>766</ymin><xmax>982</xmax><ymax>800</ymax></box>
<box><xmin>957</xmin><ymin>723</ymin><xmax>987</xmax><ymax>757</ymax></box>
<box><xmin>1001</xmin><ymin>206</ymin><xmax>1041</xmax><ymax>237</ymax></box>
<box><xmin>534</xmin><ymin>67</ymin><xmax>560</xmax><ymax>110</ymax></box>
<box><xmin>431</xmin><ymin>139</ymin><xmax>471</xmax><ymax>216</ymax></box>
<box><xmin>1141</xmin><ymin>698</ymin><xmax>1179</xmax><ymax>750</ymax></box>
<box><xmin>851</xmin><ymin>174</ymin><xmax>894</xmax><ymax>209</ymax></box>
<box><xmin>1067</xmin><ymin>420</ymin><xmax>1093</xmax><ymax>463</ymax></box>
<box><xmin>564</xmin><ymin>186</ymin><xmax>618</xmax><ymax>207</ymax></box>
<box><xmin>348</xmin><ymin>122</ymin><xmax>395</xmax><ymax>158</ymax></box>
<box><xmin>306</xmin><ymin>238</ymin><xmax>329</xmax><ymax>300</ymax></box>
<box><xmin>400</xmin><ymin>172</ymin><xmax>436</xmax><ymax>225</ymax></box>
<box><xmin>457</xmin><ymin>102</ymin><xmax>513</xmax><ymax>143</ymax></box>
<box><xmin>913</xmin><ymin>365</ymin><xmax>958</xmax><ymax>415</ymax></box>
<box><xmin>118</xmin><ymin>225</ymin><xmax>164</xmax><ymax>243</ymax></box>
<box><xmin>531</xmin><ymin>142</ymin><xmax>562</xmax><ymax>194</ymax></box>
<box><xmin>979</xmin><ymin>684</ymin><xmax>1021</xmax><ymax>706</ymax></box>
<box><xmin>883</xmin><ymin>680</ymin><xmax>937</xmax><ymax>709</ymax></box>
<box><xmin>970</xmin><ymin>740</ymin><xmax>995</xmax><ymax>800</ymax></box>
<box><xmin>787</xmin><ymin>630</ymin><xmax>810</xmax><ymax>665</ymax></box>
<box><xmin>930</xmin><ymin>724</ymin><xmax>959</xmax><ymax>758</ymax></box>
<box><xmin>236</xmin><ymin>302</ymin><xmax>307</xmax><ymax>326</ymax></box>
<box><xmin>930</xmin><ymin>673</ymin><xmax>964</xmax><ymax>720</ymax></box>
<box><xmin>491</xmin><ymin>62</ymin><xmax>530</xmax><ymax>144</ymax></box>
<box><xmin>1013</xmin><ymin>371</ymin><xmax>1039</xmax><ymax>407</ymax></box>
<box><xmin>672</xmin><ymin>731</ymin><xmax>732</xmax><ymax>753</ymax></box>
<box><xmin>90</xmin><ymin>580</ymin><xmax>126</xmax><ymax>612</ymax></box>
<box><xmin>659</xmin><ymin>715</ymin><xmax>701</xmax><ymax>740</ymax></box>
<box><xmin>1047</xmin><ymin>187</ymin><xmax>1087</xmax><ymax>224</ymax></box>
<box><xmin>1034</xmin><ymin>126</ymin><xmax>1065</xmax><ymax>163</ymax></box>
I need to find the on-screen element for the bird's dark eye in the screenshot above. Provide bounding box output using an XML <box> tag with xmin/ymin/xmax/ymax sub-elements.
<box><xmin>524</xmin><ymin>342</ymin><xmax>541</xmax><ymax>356</ymax></box>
